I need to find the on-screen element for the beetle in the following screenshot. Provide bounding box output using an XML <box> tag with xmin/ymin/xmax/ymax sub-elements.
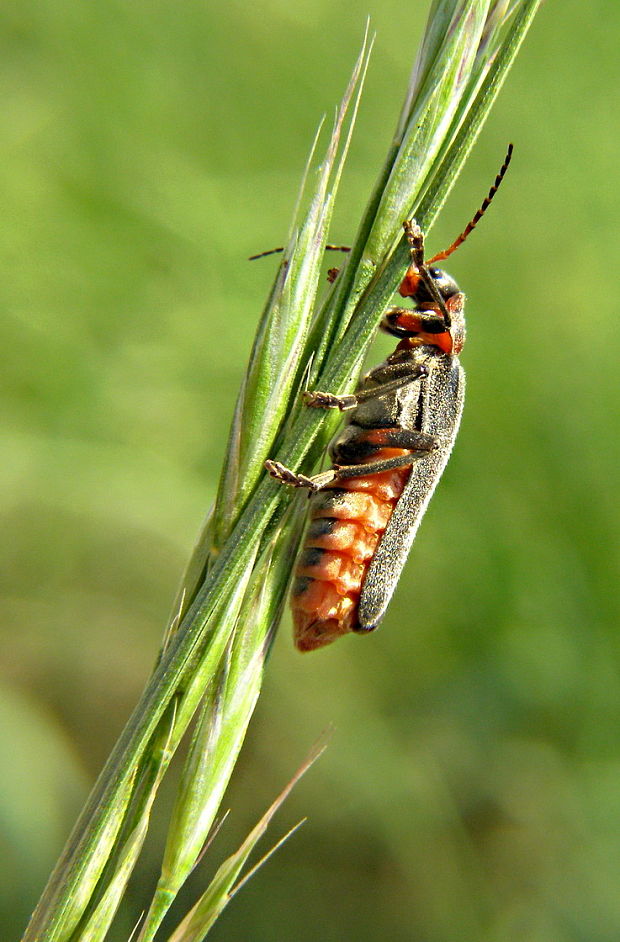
<box><xmin>266</xmin><ymin>146</ymin><xmax>513</xmax><ymax>651</ymax></box>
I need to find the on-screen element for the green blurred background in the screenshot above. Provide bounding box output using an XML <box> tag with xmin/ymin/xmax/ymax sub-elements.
<box><xmin>2</xmin><ymin>1</ymin><xmax>619</xmax><ymax>939</ymax></box>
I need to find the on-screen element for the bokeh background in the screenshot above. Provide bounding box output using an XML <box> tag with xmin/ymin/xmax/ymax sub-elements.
<box><xmin>2</xmin><ymin>1</ymin><xmax>619</xmax><ymax>939</ymax></box>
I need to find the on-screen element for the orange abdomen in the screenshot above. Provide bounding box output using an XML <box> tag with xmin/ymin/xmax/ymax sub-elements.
<box><xmin>291</xmin><ymin>454</ymin><xmax>412</xmax><ymax>651</ymax></box>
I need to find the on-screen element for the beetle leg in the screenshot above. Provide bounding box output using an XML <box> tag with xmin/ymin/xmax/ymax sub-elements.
<box><xmin>331</xmin><ymin>426</ymin><xmax>436</xmax><ymax>465</ymax></box>
<box><xmin>381</xmin><ymin>307</ymin><xmax>448</xmax><ymax>337</ymax></box>
<box><xmin>304</xmin><ymin>362</ymin><xmax>428</xmax><ymax>412</ymax></box>
<box><xmin>266</xmin><ymin>427</ymin><xmax>437</xmax><ymax>493</ymax></box>
<box><xmin>302</xmin><ymin>390</ymin><xmax>359</xmax><ymax>411</ymax></box>
<box><xmin>265</xmin><ymin>460</ymin><xmax>339</xmax><ymax>492</ymax></box>
<box><xmin>266</xmin><ymin>451</ymin><xmax>423</xmax><ymax>493</ymax></box>
<box><xmin>328</xmin><ymin>449</ymin><xmax>428</xmax><ymax>481</ymax></box>
<box><xmin>264</xmin><ymin>461</ymin><xmax>319</xmax><ymax>490</ymax></box>
<box><xmin>403</xmin><ymin>219</ymin><xmax>425</xmax><ymax>267</ymax></box>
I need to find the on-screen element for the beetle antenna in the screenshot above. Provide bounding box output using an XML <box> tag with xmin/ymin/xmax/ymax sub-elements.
<box><xmin>419</xmin><ymin>265</ymin><xmax>452</xmax><ymax>328</ymax></box>
<box><xmin>249</xmin><ymin>244</ymin><xmax>351</xmax><ymax>261</ymax></box>
<box><xmin>427</xmin><ymin>143</ymin><xmax>513</xmax><ymax>265</ymax></box>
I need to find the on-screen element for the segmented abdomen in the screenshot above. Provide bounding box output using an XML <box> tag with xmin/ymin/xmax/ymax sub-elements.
<box><xmin>291</xmin><ymin>452</ymin><xmax>412</xmax><ymax>651</ymax></box>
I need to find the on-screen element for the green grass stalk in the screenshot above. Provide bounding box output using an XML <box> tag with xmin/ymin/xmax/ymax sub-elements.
<box><xmin>22</xmin><ymin>3</ymin><xmax>541</xmax><ymax>939</ymax></box>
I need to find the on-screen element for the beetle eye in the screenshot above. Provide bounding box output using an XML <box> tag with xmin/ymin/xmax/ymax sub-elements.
<box><xmin>428</xmin><ymin>267</ymin><xmax>460</xmax><ymax>300</ymax></box>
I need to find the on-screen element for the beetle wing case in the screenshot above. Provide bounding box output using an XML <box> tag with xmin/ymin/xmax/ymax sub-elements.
<box><xmin>357</xmin><ymin>353</ymin><xmax>465</xmax><ymax>630</ymax></box>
